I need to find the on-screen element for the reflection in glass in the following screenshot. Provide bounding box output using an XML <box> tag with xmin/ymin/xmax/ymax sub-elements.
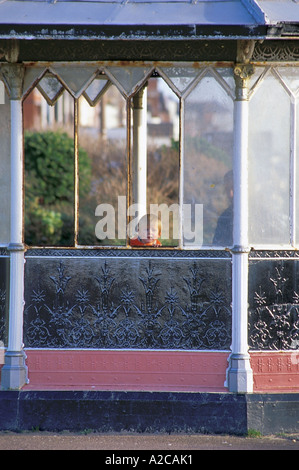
<box><xmin>248</xmin><ymin>72</ymin><xmax>290</xmax><ymax>245</ymax></box>
<box><xmin>184</xmin><ymin>72</ymin><xmax>233</xmax><ymax>246</ymax></box>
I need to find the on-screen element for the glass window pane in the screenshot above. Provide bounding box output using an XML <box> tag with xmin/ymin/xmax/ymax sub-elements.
<box><xmin>106</xmin><ymin>66</ymin><xmax>153</xmax><ymax>97</ymax></box>
<box><xmin>83</xmin><ymin>75</ymin><xmax>111</xmax><ymax>106</ymax></box>
<box><xmin>78</xmin><ymin>84</ymin><xmax>127</xmax><ymax>246</ymax></box>
<box><xmin>183</xmin><ymin>71</ymin><xmax>234</xmax><ymax>247</ymax></box>
<box><xmin>24</xmin><ymin>88</ymin><xmax>75</xmax><ymax>246</ymax></box>
<box><xmin>248</xmin><ymin>66</ymin><xmax>266</xmax><ymax>95</ymax></box>
<box><xmin>216</xmin><ymin>67</ymin><xmax>235</xmax><ymax>97</ymax></box>
<box><xmin>248</xmin><ymin>71</ymin><xmax>290</xmax><ymax>246</ymax></box>
<box><xmin>277</xmin><ymin>66</ymin><xmax>299</xmax><ymax>94</ymax></box>
<box><xmin>37</xmin><ymin>72</ymin><xmax>64</xmax><ymax>105</ymax></box>
<box><xmin>50</xmin><ymin>65</ymin><xmax>98</xmax><ymax>98</ymax></box>
<box><xmin>129</xmin><ymin>76</ymin><xmax>180</xmax><ymax>247</ymax></box>
<box><xmin>158</xmin><ymin>66</ymin><xmax>201</xmax><ymax>96</ymax></box>
<box><xmin>277</xmin><ymin>66</ymin><xmax>299</xmax><ymax>247</ymax></box>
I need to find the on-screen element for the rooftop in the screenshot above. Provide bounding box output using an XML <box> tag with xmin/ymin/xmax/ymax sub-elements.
<box><xmin>0</xmin><ymin>0</ymin><xmax>297</xmax><ymax>40</ymax></box>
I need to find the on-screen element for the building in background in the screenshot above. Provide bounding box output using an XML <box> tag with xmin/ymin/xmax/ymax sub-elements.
<box><xmin>0</xmin><ymin>0</ymin><xmax>298</xmax><ymax>434</ymax></box>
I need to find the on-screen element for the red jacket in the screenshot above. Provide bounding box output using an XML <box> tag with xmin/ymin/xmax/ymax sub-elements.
<box><xmin>130</xmin><ymin>237</ymin><xmax>162</xmax><ymax>247</ymax></box>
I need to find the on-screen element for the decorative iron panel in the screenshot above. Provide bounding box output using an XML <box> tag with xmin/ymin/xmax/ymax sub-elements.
<box><xmin>3</xmin><ymin>39</ymin><xmax>299</xmax><ymax>64</ymax></box>
<box><xmin>23</xmin><ymin>252</ymin><xmax>232</xmax><ymax>350</ymax></box>
<box><xmin>249</xmin><ymin>258</ymin><xmax>299</xmax><ymax>351</ymax></box>
<box><xmin>11</xmin><ymin>39</ymin><xmax>237</xmax><ymax>62</ymax></box>
<box><xmin>252</xmin><ymin>40</ymin><xmax>299</xmax><ymax>62</ymax></box>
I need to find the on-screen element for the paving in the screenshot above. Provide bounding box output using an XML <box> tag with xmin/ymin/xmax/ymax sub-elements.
<box><xmin>0</xmin><ymin>431</ymin><xmax>298</xmax><ymax>451</ymax></box>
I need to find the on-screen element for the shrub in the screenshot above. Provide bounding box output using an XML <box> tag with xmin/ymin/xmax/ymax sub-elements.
<box><xmin>25</xmin><ymin>130</ymin><xmax>91</xmax><ymax>246</ymax></box>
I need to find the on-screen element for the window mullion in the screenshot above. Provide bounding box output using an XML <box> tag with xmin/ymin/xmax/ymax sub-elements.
<box><xmin>290</xmin><ymin>96</ymin><xmax>296</xmax><ymax>247</ymax></box>
<box><xmin>126</xmin><ymin>96</ymin><xmax>131</xmax><ymax>248</ymax></box>
<box><xmin>74</xmin><ymin>98</ymin><xmax>79</xmax><ymax>247</ymax></box>
<box><xmin>179</xmin><ymin>97</ymin><xmax>184</xmax><ymax>249</ymax></box>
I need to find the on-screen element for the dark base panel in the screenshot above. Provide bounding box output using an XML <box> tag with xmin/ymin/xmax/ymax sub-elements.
<box><xmin>0</xmin><ymin>390</ymin><xmax>298</xmax><ymax>435</ymax></box>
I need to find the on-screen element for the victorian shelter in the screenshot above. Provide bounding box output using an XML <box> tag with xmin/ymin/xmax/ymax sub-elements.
<box><xmin>0</xmin><ymin>0</ymin><xmax>298</xmax><ymax>433</ymax></box>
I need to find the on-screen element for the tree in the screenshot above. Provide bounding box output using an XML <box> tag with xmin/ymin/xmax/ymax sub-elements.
<box><xmin>25</xmin><ymin>130</ymin><xmax>91</xmax><ymax>246</ymax></box>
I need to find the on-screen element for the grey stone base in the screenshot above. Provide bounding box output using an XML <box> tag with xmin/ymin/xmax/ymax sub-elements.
<box><xmin>227</xmin><ymin>353</ymin><xmax>254</xmax><ymax>393</ymax></box>
<box><xmin>0</xmin><ymin>351</ymin><xmax>28</xmax><ymax>390</ymax></box>
<box><xmin>0</xmin><ymin>391</ymin><xmax>298</xmax><ymax>435</ymax></box>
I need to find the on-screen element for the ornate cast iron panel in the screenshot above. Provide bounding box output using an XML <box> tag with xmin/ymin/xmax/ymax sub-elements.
<box><xmin>252</xmin><ymin>40</ymin><xmax>299</xmax><ymax>62</ymax></box>
<box><xmin>2</xmin><ymin>39</ymin><xmax>299</xmax><ymax>64</ymax></box>
<box><xmin>249</xmin><ymin>255</ymin><xmax>299</xmax><ymax>351</ymax></box>
<box><xmin>23</xmin><ymin>250</ymin><xmax>232</xmax><ymax>350</ymax></box>
<box><xmin>12</xmin><ymin>40</ymin><xmax>237</xmax><ymax>62</ymax></box>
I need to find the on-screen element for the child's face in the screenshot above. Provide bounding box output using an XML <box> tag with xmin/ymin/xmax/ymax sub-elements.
<box><xmin>138</xmin><ymin>221</ymin><xmax>160</xmax><ymax>242</ymax></box>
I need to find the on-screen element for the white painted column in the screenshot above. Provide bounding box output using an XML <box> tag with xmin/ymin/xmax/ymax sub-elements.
<box><xmin>1</xmin><ymin>63</ymin><xmax>28</xmax><ymax>390</ymax></box>
<box><xmin>132</xmin><ymin>86</ymin><xmax>147</xmax><ymax>218</ymax></box>
<box><xmin>227</xmin><ymin>64</ymin><xmax>254</xmax><ymax>393</ymax></box>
